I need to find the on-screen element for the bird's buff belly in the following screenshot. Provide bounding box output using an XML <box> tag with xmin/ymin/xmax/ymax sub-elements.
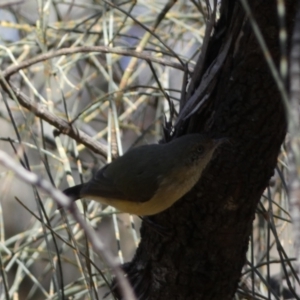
<box><xmin>89</xmin><ymin>168</ymin><xmax>201</xmax><ymax>215</ymax></box>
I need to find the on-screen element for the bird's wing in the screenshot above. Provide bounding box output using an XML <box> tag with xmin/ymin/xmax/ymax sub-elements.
<box><xmin>80</xmin><ymin>163</ymin><xmax>159</xmax><ymax>203</ymax></box>
<box><xmin>80</xmin><ymin>165</ymin><xmax>130</xmax><ymax>201</ymax></box>
<box><xmin>111</xmin><ymin>163</ymin><xmax>159</xmax><ymax>202</ymax></box>
<box><xmin>81</xmin><ymin>147</ymin><xmax>161</xmax><ymax>203</ymax></box>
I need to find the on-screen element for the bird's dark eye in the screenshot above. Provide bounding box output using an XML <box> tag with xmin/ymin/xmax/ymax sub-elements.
<box><xmin>197</xmin><ymin>146</ymin><xmax>204</xmax><ymax>154</ymax></box>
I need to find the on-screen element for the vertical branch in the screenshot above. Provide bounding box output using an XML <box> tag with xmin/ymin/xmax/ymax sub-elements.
<box><xmin>288</xmin><ymin>0</ymin><xmax>300</xmax><ymax>282</ymax></box>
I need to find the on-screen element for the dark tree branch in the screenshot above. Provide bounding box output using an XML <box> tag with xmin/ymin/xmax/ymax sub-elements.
<box><xmin>119</xmin><ymin>0</ymin><xmax>297</xmax><ymax>299</ymax></box>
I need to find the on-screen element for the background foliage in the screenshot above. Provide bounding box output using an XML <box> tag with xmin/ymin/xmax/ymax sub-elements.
<box><xmin>0</xmin><ymin>0</ymin><xmax>297</xmax><ymax>299</ymax></box>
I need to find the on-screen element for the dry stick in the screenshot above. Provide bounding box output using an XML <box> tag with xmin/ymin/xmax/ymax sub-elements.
<box><xmin>2</xmin><ymin>46</ymin><xmax>189</xmax><ymax>79</ymax></box>
<box><xmin>0</xmin><ymin>150</ymin><xmax>136</xmax><ymax>300</ymax></box>
<box><xmin>0</xmin><ymin>80</ymin><xmax>108</xmax><ymax>157</ymax></box>
<box><xmin>105</xmin><ymin>0</ymin><xmax>180</xmax><ymax>104</ymax></box>
<box><xmin>183</xmin><ymin>0</ymin><xmax>217</xmax><ymax>109</ymax></box>
<box><xmin>1</xmin><ymin>45</ymin><xmax>190</xmax><ymax>157</ymax></box>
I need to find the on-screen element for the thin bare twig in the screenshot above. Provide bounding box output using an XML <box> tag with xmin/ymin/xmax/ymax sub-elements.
<box><xmin>2</xmin><ymin>45</ymin><xmax>190</xmax><ymax>80</ymax></box>
<box><xmin>0</xmin><ymin>149</ymin><xmax>136</xmax><ymax>300</ymax></box>
<box><xmin>0</xmin><ymin>79</ymin><xmax>108</xmax><ymax>157</ymax></box>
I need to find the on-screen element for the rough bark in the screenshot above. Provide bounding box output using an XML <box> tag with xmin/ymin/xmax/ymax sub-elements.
<box><xmin>117</xmin><ymin>1</ymin><xmax>297</xmax><ymax>299</ymax></box>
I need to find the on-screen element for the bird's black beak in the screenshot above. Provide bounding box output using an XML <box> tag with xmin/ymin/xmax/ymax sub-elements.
<box><xmin>213</xmin><ymin>137</ymin><xmax>230</xmax><ymax>148</ymax></box>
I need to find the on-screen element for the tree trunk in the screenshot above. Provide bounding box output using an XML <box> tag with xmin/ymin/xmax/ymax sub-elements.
<box><xmin>117</xmin><ymin>0</ymin><xmax>297</xmax><ymax>299</ymax></box>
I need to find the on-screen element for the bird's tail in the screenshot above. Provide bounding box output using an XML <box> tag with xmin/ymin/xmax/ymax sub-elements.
<box><xmin>63</xmin><ymin>184</ymin><xmax>83</xmax><ymax>201</ymax></box>
<box><xmin>58</xmin><ymin>184</ymin><xmax>83</xmax><ymax>209</ymax></box>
